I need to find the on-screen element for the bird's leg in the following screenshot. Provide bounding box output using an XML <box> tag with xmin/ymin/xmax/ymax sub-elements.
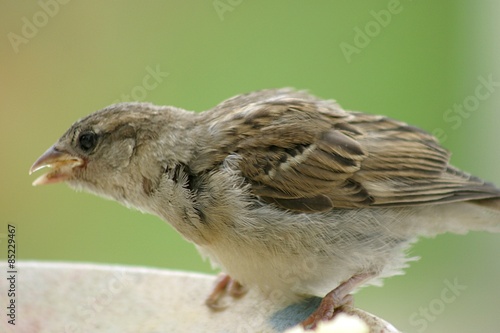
<box><xmin>205</xmin><ymin>273</ymin><xmax>247</xmax><ymax>310</ymax></box>
<box><xmin>301</xmin><ymin>273</ymin><xmax>374</xmax><ymax>329</ymax></box>
<box><xmin>227</xmin><ymin>277</ymin><xmax>247</xmax><ymax>297</ymax></box>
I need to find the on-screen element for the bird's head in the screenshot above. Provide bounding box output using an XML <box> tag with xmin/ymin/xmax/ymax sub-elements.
<box><xmin>30</xmin><ymin>102</ymin><xmax>196</xmax><ymax>206</ymax></box>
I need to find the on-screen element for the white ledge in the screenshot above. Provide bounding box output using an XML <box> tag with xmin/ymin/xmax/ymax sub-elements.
<box><xmin>0</xmin><ymin>261</ymin><xmax>400</xmax><ymax>333</ymax></box>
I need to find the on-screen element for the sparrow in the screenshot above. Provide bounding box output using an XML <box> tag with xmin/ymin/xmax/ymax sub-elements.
<box><xmin>30</xmin><ymin>89</ymin><xmax>500</xmax><ymax>329</ymax></box>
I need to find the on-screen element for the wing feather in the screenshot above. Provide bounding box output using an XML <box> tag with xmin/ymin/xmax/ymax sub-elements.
<box><xmin>196</xmin><ymin>89</ymin><xmax>500</xmax><ymax>212</ymax></box>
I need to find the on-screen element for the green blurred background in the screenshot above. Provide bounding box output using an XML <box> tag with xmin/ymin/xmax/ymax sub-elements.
<box><xmin>1</xmin><ymin>1</ymin><xmax>499</xmax><ymax>332</ymax></box>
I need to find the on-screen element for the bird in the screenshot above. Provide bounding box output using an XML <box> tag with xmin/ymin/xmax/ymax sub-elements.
<box><xmin>30</xmin><ymin>88</ymin><xmax>500</xmax><ymax>329</ymax></box>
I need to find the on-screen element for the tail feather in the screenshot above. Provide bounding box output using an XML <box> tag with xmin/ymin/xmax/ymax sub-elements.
<box><xmin>465</xmin><ymin>197</ymin><xmax>500</xmax><ymax>233</ymax></box>
<box><xmin>470</xmin><ymin>197</ymin><xmax>500</xmax><ymax>212</ymax></box>
<box><xmin>412</xmin><ymin>197</ymin><xmax>500</xmax><ymax>237</ymax></box>
<box><xmin>455</xmin><ymin>198</ymin><xmax>500</xmax><ymax>233</ymax></box>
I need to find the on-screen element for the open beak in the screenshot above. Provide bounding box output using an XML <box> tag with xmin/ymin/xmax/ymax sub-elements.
<box><xmin>30</xmin><ymin>145</ymin><xmax>84</xmax><ymax>186</ymax></box>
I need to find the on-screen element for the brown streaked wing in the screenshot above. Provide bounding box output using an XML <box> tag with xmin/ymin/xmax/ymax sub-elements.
<box><xmin>198</xmin><ymin>89</ymin><xmax>500</xmax><ymax>212</ymax></box>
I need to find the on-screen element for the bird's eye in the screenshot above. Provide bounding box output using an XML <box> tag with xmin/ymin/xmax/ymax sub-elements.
<box><xmin>78</xmin><ymin>131</ymin><xmax>98</xmax><ymax>152</ymax></box>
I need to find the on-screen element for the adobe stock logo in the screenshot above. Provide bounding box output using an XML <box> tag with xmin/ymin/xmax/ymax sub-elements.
<box><xmin>432</xmin><ymin>74</ymin><xmax>500</xmax><ymax>143</ymax></box>
<box><xmin>111</xmin><ymin>65</ymin><xmax>169</xmax><ymax>104</ymax></box>
<box><xmin>409</xmin><ymin>278</ymin><xmax>467</xmax><ymax>333</ymax></box>
<box><xmin>7</xmin><ymin>0</ymin><xmax>72</xmax><ymax>54</ymax></box>
<box><xmin>213</xmin><ymin>0</ymin><xmax>243</xmax><ymax>21</ymax></box>
<box><xmin>339</xmin><ymin>0</ymin><xmax>409</xmax><ymax>64</ymax></box>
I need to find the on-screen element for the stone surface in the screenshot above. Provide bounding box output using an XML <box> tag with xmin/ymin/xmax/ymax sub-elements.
<box><xmin>0</xmin><ymin>262</ymin><xmax>400</xmax><ymax>333</ymax></box>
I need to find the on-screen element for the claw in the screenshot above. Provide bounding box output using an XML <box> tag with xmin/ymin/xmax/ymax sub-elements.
<box><xmin>205</xmin><ymin>274</ymin><xmax>247</xmax><ymax>310</ymax></box>
<box><xmin>301</xmin><ymin>273</ymin><xmax>373</xmax><ymax>329</ymax></box>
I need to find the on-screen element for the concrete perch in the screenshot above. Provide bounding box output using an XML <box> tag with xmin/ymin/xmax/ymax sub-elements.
<box><xmin>0</xmin><ymin>262</ymin><xmax>400</xmax><ymax>333</ymax></box>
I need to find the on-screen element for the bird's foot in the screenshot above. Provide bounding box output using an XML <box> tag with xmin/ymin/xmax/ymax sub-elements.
<box><xmin>301</xmin><ymin>273</ymin><xmax>373</xmax><ymax>330</ymax></box>
<box><xmin>205</xmin><ymin>273</ymin><xmax>247</xmax><ymax>310</ymax></box>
